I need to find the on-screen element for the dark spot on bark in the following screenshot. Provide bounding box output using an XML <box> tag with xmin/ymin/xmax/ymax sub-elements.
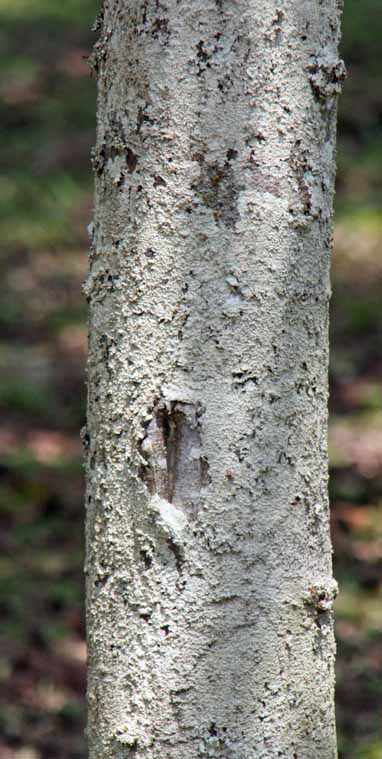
<box><xmin>226</xmin><ymin>148</ymin><xmax>238</xmax><ymax>161</ymax></box>
<box><xmin>161</xmin><ymin>624</ymin><xmax>170</xmax><ymax>636</ymax></box>
<box><xmin>144</xmin><ymin>248</ymin><xmax>156</xmax><ymax>258</ymax></box>
<box><xmin>196</xmin><ymin>40</ymin><xmax>209</xmax><ymax>62</ymax></box>
<box><xmin>200</xmin><ymin>457</ymin><xmax>211</xmax><ymax>486</ymax></box>
<box><xmin>136</xmin><ymin>105</ymin><xmax>155</xmax><ymax>133</ymax></box>
<box><xmin>91</xmin><ymin>144</ymin><xmax>106</xmax><ymax>175</ymax></box>
<box><xmin>140</xmin><ymin>549</ymin><xmax>153</xmax><ymax>568</ymax></box>
<box><xmin>153</xmin><ymin>174</ymin><xmax>167</xmax><ymax>187</ymax></box>
<box><xmin>196</xmin><ymin>40</ymin><xmax>212</xmax><ymax>76</ymax></box>
<box><xmin>95</xmin><ymin>575</ymin><xmax>109</xmax><ymax>589</ymax></box>
<box><xmin>316</xmin><ymin>608</ymin><xmax>331</xmax><ymax>631</ymax></box>
<box><xmin>126</xmin><ymin>148</ymin><xmax>138</xmax><ymax>173</ymax></box>
<box><xmin>272</xmin><ymin>9</ymin><xmax>284</xmax><ymax>25</ymax></box>
<box><xmin>139</xmin><ymin>612</ymin><xmax>151</xmax><ymax>622</ymax></box>
<box><xmin>81</xmin><ymin>426</ymin><xmax>90</xmax><ymax>450</ymax></box>
<box><xmin>308</xmin><ymin>57</ymin><xmax>346</xmax><ymax>100</ymax></box>
<box><xmin>191</xmin><ymin>161</ymin><xmax>242</xmax><ymax>227</ymax></box>
<box><xmin>232</xmin><ymin>369</ymin><xmax>258</xmax><ymax>390</ymax></box>
<box><xmin>100</xmin><ymin>333</ymin><xmax>115</xmax><ymax>361</ymax></box>
<box><xmin>217</xmin><ymin>74</ymin><xmax>234</xmax><ymax>93</ymax></box>
<box><xmin>305</xmin><ymin>584</ymin><xmax>337</xmax><ymax>634</ymax></box>
<box><xmin>151</xmin><ymin>17</ymin><xmax>170</xmax><ymax>42</ymax></box>
<box><xmin>167</xmin><ymin>536</ymin><xmax>184</xmax><ymax>572</ymax></box>
<box><xmin>209</xmin><ymin>723</ymin><xmax>218</xmax><ymax>736</ymax></box>
<box><xmin>191</xmin><ymin>151</ymin><xmax>205</xmax><ymax>165</ymax></box>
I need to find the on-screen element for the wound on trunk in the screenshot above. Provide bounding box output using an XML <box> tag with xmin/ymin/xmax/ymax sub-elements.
<box><xmin>139</xmin><ymin>400</ymin><xmax>210</xmax><ymax>514</ymax></box>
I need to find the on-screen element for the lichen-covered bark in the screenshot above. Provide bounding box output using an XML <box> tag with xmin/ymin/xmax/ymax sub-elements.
<box><xmin>85</xmin><ymin>1</ymin><xmax>344</xmax><ymax>757</ymax></box>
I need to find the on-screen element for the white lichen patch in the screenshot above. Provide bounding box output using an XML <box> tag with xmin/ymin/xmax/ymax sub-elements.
<box><xmin>151</xmin><ymin>494</ymin><xmax>188</xmax><ymax>540</ymax></box>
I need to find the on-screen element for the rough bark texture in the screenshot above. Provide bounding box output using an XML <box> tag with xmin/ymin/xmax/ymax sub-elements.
<box><xmin>85</xmin><ymin>1</ymin><xmax>344</xmax><ymax>757</ymax></box>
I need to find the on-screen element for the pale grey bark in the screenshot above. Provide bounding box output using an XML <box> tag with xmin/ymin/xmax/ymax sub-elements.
<box><xmin>85</xmin><ymin>2</ymin><xmax>344</xmax><ymax>758</ymax></box>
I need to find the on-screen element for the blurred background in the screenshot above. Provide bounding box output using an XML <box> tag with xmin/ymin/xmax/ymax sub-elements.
<box><xmin>0</xmin><ymin>1</ymin><xmax>380</xmax><ymax>758</ymax></box>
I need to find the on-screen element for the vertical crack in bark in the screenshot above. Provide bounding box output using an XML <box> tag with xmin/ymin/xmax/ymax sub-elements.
<box><xmin>139</xmin><ymin>399</ymin><xmax>210</xmax><ymax>515</ymax></box>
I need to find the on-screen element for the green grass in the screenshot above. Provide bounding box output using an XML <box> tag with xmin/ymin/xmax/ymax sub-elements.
<box><xmin>0</xmin><ymin>0</ymin><xmax>98</xmax><ymax>26</ymax></box>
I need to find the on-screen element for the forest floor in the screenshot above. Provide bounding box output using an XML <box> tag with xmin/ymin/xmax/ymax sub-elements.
<box><xmin>0</xmin><ymin>1</ymin><xmax>381</xmax><ymax>758</ymax></box>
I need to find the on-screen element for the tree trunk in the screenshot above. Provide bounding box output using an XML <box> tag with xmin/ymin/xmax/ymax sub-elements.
<box><xmin>85</xmin><ymin>2</ymin><xmax>344</xmax><ymax>757</ymax></box>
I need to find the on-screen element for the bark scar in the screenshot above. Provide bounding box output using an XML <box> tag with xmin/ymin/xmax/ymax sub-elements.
<box><xmin>139</xmin><ymin>398</ymin><xmax>210</xmax><ymax>515</ymax></box>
